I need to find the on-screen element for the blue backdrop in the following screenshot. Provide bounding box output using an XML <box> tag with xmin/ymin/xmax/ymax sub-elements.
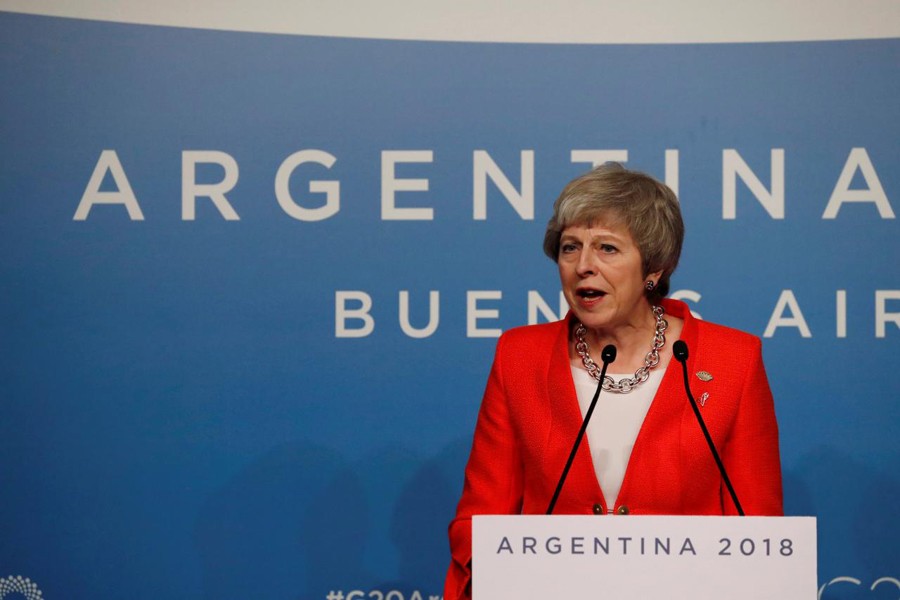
<box><xmin>1</xmin><ymin>11</ymin><xmax>898</xmax><ymax>599</ymax></box>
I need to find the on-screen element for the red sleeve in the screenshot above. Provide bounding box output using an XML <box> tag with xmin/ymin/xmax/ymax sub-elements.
<box><xmin>444</xmin><ymin>333</ymin><xmax>525</xmax><ymax>600</ymax></box>
<box><xmin>720</xmin><ymin>337</ymin><xmax>784</xmax><ymax>516</ymax></box>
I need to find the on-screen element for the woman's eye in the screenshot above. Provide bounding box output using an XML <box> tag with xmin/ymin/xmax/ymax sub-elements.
<box><xmin>561</xmin><ymin>243</ymin><xmax>577</xmax><ymax>253</ymax></box>
<box><xmin>600</xmin><ymin>244</ymin><xmax>617</xmax><ymax>253</ymax></box>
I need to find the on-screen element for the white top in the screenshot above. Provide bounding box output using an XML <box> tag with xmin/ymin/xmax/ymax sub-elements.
<box><xmin>571</xmin><ymin>366</ymin><xmax>664</xmax><ymax>508</ymax></box>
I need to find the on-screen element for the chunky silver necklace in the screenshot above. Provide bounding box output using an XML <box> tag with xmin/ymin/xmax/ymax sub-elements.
<box><xmin>575</xmin><ymin>304</ymin><xmax>667</xmax><ymax>394</ymax></box>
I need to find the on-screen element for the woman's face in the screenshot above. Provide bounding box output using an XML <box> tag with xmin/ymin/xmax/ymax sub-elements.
<box><xmin>557</xmin><ymin>220</ymin><xmax>655</xmax><ymax>335</ymax></box>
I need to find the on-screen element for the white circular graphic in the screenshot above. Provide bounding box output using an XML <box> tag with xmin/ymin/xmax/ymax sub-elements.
<box><xmin>0</xmin><ymin>576</ymin><xmax>43</xmax><ymax>600</ymax></box>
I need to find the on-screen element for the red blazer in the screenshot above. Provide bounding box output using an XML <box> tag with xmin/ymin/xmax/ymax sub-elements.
<box><xmin>444</xmin><ymin>299</ymin><xmax>783</xmax><ymax>600</ymax></box>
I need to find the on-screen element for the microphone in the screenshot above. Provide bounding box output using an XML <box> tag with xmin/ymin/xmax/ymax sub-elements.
<box><xmin>672</xmin><ymin>340</ymin><xmax>745</xmax><ymax>516</ymax></box>
<box><xmin>546</xmin><ymin>344</ymin><xmax>616</xmax><ymax>514</ymax></box>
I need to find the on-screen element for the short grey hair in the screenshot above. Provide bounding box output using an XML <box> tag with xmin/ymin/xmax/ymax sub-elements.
<box><xmin>543</xmin><ymin>163</ymin><xmax>684</xmax><ymax>300</ymax></box>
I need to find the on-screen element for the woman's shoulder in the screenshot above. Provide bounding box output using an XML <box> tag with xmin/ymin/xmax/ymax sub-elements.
<box><xmin>663</xmin><ymin>298</ymin><xmax>762</xmax><ymax>355</ymax></box>
<box><xmin>691</xmin><ymin>322</ymin><xmax>764</xmax><ymax>377</ymax></box>
<box><xmin>693</xmin><ymin>318</ymin><xmax>761</xmax><ymax>350</ymax></box>
<box><xmin>498</xmin><ymin>318</ymin><xmax>568</xmax><ymax>350</ymax></box>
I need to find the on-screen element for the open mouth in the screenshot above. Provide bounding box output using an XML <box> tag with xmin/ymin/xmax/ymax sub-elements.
<box><xmin>576</xmin><ymin>288</ymin><xmax>607</xmax><ymax>299</ymax></box>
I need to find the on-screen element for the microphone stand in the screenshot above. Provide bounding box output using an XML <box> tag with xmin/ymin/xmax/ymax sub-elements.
<box><xmin>546</xmin><ymin>344</ymin><xmax>616</xmax><ymax>515</ymax></box>
<box><xmin>673</xmin><ymin>341</ymin><xmax>744</xmax><ymax>516</ymax></box>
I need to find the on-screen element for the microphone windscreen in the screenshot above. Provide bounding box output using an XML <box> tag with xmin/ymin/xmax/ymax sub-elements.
<box><xmin>673</xmin><ymin>340</ymin><xmax>689</xmax><ymax>362</ymax></box>
<box><xmin>601</xmin><ymin>344</ymin><xmax>617</xmax><ymax>363</ymax></box>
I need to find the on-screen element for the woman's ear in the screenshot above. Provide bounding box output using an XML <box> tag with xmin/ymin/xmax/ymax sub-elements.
<box><xmin>644</xmin><ymin>269</ymin><xmax>663</xmax><ymax>289</ymax></box>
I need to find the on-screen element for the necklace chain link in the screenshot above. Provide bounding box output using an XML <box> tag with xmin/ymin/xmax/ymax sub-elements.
<box><xmin>575</xmin><ymin>305</ymin><xmax>668</xmax><ymax>394</ymax></box>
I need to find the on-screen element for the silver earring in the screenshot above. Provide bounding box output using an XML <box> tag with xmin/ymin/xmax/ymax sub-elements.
<box><xmin>645</xmin><ymin>281</ymin><xmax>655</xmax><ymax>291</ymax></box>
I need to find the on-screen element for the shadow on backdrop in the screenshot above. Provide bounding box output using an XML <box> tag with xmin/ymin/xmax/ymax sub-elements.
<box><xmin>193</xmin><ymin>442</ymin><xmax>373</xmax><ymax>600</ymax></box>
<box><xmin>786</xmin><ymin>446</ymin><xmax>900</xmax><ymax>600</ymax></box>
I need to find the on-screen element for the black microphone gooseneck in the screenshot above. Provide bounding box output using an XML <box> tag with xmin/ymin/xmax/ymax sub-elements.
<box><xmin>546</xmin><ymin>344</ymin><xmax>616</xmax><ymax>515</ymax></box>
<box><xmin>672</xmin><ymin>340</ymin><xmax>744</xmax><ymax>516</ymax></box>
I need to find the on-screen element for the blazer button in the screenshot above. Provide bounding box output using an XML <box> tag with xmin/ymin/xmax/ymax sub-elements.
<box><xmin>616</xmin><ymin>505</ymin><xmax>629</xmax><ymax>515</ymax></box>
<box><xmin>592</xmin><ymin>503</ymin><xmax>604</xmax><ymax>515</ymax></box>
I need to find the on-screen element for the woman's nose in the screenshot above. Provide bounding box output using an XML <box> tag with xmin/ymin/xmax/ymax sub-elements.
<box><xmin>575</xmin><ymin>249</ymin><xmax>596</xmax><ymax>277</ymax></box>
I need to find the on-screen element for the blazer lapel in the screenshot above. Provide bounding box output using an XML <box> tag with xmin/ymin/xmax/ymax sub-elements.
<box><xmin>617</xmin><ymin>299</ymin><xmax>699</xmax><ymax>510</ymax></box>
<box><xmin>544</xmin><ymin>315</ymin><xmax>606</xmax><ymax>509</ymax></box>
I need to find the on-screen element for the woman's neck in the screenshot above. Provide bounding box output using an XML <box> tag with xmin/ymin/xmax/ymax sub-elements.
<box><xmin>586</xmin><ymin>309</ymin><xmax>659</xmax><ymax>372</ymax></box>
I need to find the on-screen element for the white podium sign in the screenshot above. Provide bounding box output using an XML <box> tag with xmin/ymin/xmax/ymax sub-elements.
<box><xmin>473</xmin><ymin>515</ymin><xmax>817</xmax><ymax>599</ymax></box>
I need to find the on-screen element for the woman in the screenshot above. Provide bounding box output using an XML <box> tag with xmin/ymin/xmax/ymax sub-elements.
<box><xmin>443</xmin><ymin>163</ymin><xmax>783</xmax><ymax>600</ymax></box>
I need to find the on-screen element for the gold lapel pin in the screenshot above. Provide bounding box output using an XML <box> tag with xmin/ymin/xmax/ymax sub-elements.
<box><xmin>695</xmin><ymin>371</ymin><xmax>713</xmax><ymax>382</ymax></box>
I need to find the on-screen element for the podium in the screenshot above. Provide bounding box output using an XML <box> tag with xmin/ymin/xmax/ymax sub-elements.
<box><xmin>473</xmin><ymin>515</ymin><xmax>817</xmax><ymax>599</ymax></box>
